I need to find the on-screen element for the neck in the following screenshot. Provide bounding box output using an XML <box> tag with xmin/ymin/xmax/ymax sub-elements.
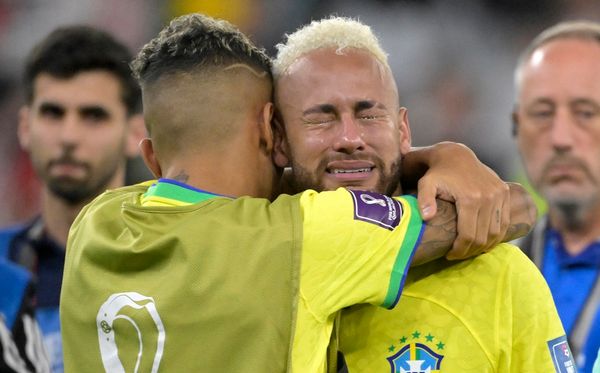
<box><xmin>549</xmin><ymin>205</ymin><xmax>600</xmax><ymax>255</ymax></box>
<box><xmin>41</xmin><ymin>188</ymin><xmax>89</xmax><ymax>248</ymax></box>
<box><xmin>162</xmin><ymin>140</ymin><xmax>275</xmax><ymax>199</ymax></box>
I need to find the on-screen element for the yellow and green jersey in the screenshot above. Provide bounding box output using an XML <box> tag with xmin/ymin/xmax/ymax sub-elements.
<box><xmin>339</xmin><ymin>244</ymin><xmax>575</xmax><ymax>372</ymax></box>
<box><xmin>60</xmin><ymin>179</ymin><xmax>424</xmax><ymax>373</ymax></box>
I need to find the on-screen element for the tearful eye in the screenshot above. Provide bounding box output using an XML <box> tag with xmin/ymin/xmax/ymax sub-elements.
<box><xmin>303</xmin><ymin>115</ymin><xmax>335</xmax><ymax>126</ymax></box>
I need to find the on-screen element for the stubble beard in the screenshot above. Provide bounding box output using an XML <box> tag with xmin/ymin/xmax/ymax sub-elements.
<box><xmin>547</xmin><ymin>192</ymin><xmax>599</xmax><ymax>231</ymax></box>
<box><xmin>289</xmin><ymin>154</ymin><xmax>403</xmax><ymax>195</ymax></box>
<box><xmin>46</xmin><ymin>174</ymin><xmax>107</xmax><ymax>205</ymax></box>
<box><xmin>40</xmin><ymin>152</ymin><xmax>123</xmax><ymax>206</ymax></box>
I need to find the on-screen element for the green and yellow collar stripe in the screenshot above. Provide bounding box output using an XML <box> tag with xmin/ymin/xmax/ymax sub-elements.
<box><xmin>141</xmin><ymin>178</ymin><xmax>227</xmax><ymax>207</ymax></box>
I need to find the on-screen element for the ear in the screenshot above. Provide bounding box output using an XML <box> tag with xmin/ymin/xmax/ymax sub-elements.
<box><xmin>272</xmin><ymin>109</ymin><xmax>290</xmax><ymax>168</ymax></box>
<box><xmin>511</xmin><ymin>108</ymin><xmax>520</xmax><ymax>137</ymax></box>
<box><xmin>257</xmin><ymin>102</ymin><xmax>274</xmax><ymax>154</ymax></box>
<box><xmin>398</xmin><ymin>107</ymin><xmax>412</xmax><ymax>156</ymax></box>
<box><xmin>125</xmin><ymin>114</ymin><xmax>147</xmax><ymax>157</ymax></box>
<box><xmin>17</xmin><ymin>106</ymin><xmax>31</xmax><ymax>151</ymax></box>
<box><xmin>139</xmin><ymin>138</ymin><xmax>162</xmax><ymax>178</ymax></box>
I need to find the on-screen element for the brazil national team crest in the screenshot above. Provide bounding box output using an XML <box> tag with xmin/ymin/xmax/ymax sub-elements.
<box><xmin>387</xmin><ymin>331</ymin><xmax>444</xmax><ymax>373</ymax></box>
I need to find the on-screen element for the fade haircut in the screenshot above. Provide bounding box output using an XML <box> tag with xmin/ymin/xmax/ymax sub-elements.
<box><xmin>24</xmin><ymin>25</ymin><xmax>141</xmax><ymax>115</ymax></box>
<box><xmin>514</xmin><ymin>20</ymin><xmax>600</xmax><ymax>95</ymax></box>
<box><xmin>273</xmin><ymin>16</ymin><xmax>389</xmax><ymax>79</ymax></box>
<box><xmin>131</xmin><ymin>13</ymin><xmax>272</xmax><ymax>87</ymax></box>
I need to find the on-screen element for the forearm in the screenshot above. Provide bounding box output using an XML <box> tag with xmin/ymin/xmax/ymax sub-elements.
<box><xmin>411</xmin><ymin>183</ymin><xmax>537</xmax><ymax>266</ymax></box>
<box><xmin>503</xmin><ymin>182</ymin><xmax>538</xmax><ymax>241</ymax></box>
<box><xmin>411</xmin><ymin>198</ymin><xmax>457</xmax><ymax>266</ymax></box>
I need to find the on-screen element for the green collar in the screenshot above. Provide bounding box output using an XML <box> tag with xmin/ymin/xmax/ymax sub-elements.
<box><xmin>144</xmin><ymin>178</ymin><xmax>225</xmax><ymax>204</ymax></box>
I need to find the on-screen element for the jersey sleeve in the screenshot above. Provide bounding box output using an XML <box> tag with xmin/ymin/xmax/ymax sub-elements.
<box><xmin>299</xmin><ymin>188</ymin><xmax>424</xmax><ymax>321</ymax></box>
<box><xmin>500</xmin><ymin>246</ymin><xmax>576</xmax><ymax>372</ymax></box>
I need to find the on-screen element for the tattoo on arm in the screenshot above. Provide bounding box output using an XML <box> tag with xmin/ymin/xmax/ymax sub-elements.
<box><xmin>504</xmin><ymin>184</ymin><xmax>538</xmax><ymax>241</ymax></box>
<box><xmin>411</xmin><ymin>199</ymin><xmax>457</xmax><ymax>266</ymax></box>
<box><xmin>173</xmin><ymin>170</ymin><xmax>189</xmax><ymax>183</ymax></box>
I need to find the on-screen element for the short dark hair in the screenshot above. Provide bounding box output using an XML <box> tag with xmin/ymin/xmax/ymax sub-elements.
<box><xmin>24</xmin><ymin>25</ymin><xmax>141</xmax><ymax>115</ymax></box>
<box><xmin>131</xmin><ymin>13</ymin><xmax>272</xmax><ymax>86</ymax></box>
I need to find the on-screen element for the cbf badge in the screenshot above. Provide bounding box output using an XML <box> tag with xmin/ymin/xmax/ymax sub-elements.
<box><xmin>547</xmin><ymin>335</ymin><xmax>577</xmax><ymax>373</ymax></box>
<box><xmin>349</xmin><ymin>190</ymin><xmax>403</xmax><ymax>230</ymax></box>
<box><xmin>386</xmin><ymin>331</ymin><xmax>444</xmax><ymax>373</ymax></box>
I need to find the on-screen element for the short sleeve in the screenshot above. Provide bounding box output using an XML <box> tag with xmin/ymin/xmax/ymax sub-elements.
<box><xmin>299</xmin><ymin>188</ymin><xmax>424</xmax><ymax>322</ymax></box>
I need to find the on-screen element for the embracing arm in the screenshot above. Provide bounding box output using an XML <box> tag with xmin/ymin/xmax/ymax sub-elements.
<box><xmin>412</xmin><ymin>182</ymin><xmax>537</xmax><ymax>265</ymax></box>
<box><xmin>403</xmin><ymin>142</ymin><xmax>537</xmax><ymax>259</ymax></box>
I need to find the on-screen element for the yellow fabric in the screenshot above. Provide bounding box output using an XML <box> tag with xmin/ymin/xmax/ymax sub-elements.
<box><xmin>293</xmin><ymin>190</ymin><xmax>422</xmax><ymax>372</ymax></box>
<box><xmin>64</xmin><ymin>180</ymin><xmax>423</xmax><ymax>372</ymax></box>
<box><xmin>63</xmin><ymin>183</ymin><xmax>301</xmax><ymax>372</ymax></box>
<box><xmin>339</xmin><ymin>244</ymin><xmax>567</xmax><ymax>372</ymax></box>
<box><xmin>141</xmin><ymin>184</ymin><xmax>423</xmax><ymax>372</ymax></box>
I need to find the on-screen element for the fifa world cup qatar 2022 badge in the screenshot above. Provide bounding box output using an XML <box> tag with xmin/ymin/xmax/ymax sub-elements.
<box><xmin>547</xmin><ymin>335</ymin><xmax>577</xmax><ymax>373</ymax></box>
<box><xmin>349</xmin><ymin>190</ymin><xmax>403</xmax><ymax>230</ymax></box>
<box><xmin>386</xmin><ymin>330</ymin><xmax>445</xmax><ymax>373</ymax></box>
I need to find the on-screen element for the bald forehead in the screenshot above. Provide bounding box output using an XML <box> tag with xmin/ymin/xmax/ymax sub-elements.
<box><xmin>530</xmin><ymin>38</ymin><xmax>599</xmax><ymax>63</ymax></box>
<box><xmin>517</xmin><ymin>37</ymin><xmax>600</xmax><ymax>95</ymax></box>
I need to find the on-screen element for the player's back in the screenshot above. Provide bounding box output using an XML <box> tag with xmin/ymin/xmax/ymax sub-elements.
<box><xmin>61</xmin><ymin>183</ymin><xmax>301</xmax><ymax>372</ymax></box>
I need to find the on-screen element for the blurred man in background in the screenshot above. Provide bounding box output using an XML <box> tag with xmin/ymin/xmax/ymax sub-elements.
<box><xmin>273</xmin><ymin>17</ymin><xmax>570</xmax><ymax>371</ymax></box>
<box><xmin>0</xmin><ymin>26</ymin><xmax>145</xmax><ymax>372</ymax></box>
<box><xmin>513</xmin><ymin>20</ymin><xmax>600</xmax><ymax>373</ymax></box>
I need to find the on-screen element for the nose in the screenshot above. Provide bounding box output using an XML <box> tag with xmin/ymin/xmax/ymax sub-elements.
<box><xmin>333</xmin><ymin>114</ymin><xmax>366</xmax><ymax>154</ymax></box>
<box><xmin>59</xmin><ymin>113</ymin><xmax>83</xmax><ymax>146</ymax></box>
<box><xmin>550</xmin><ymin>108</ymin><xmax>575</xmax><ymax>153</ymax></box>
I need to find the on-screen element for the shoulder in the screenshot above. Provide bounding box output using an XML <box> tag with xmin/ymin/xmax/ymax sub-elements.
<box><xmin>90</xmin><ymin>182</ymin><xmax>151</xmax><ymax>206</ymax></box>
<box><xmin>0</xmin><ymin>259</ymin><xmax>30</xmax><ymax>284</ymax></box>
<box><xmin>484</xmin><ymin>243</ymin><xmax>547</xmax><ymax>286</ymax></box>
<box><xmin>402</xmin><ymin>243</ymin><xmax>545</xmax><ymax>306</ymax></box>
<box><xmin>0</xmin><ymin>259</ymin><xmax>31</xmax><ymax>329</ymax></box>
<box><xmin>76</xmin><ymin>183</ymin><xmax>150</xmax><ymax>219</ymax></box>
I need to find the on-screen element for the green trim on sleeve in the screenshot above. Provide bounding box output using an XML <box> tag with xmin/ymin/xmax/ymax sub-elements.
<box><xmin>381</xmin><ymin>195</ymin><xmax>424</xmax><ymax>309</ymax></box>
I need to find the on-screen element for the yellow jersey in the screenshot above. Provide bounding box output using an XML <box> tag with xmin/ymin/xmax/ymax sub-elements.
<box><xmin>339</xmin><ymin>244</ymin><xmax>575</xmax><ymax>372</ymax></box>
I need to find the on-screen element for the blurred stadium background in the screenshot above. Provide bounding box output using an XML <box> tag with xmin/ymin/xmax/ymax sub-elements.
<box><xmin>1</xmin><ymin>0</ymin><xmax>598</xmax><ymax>225</ymax></box>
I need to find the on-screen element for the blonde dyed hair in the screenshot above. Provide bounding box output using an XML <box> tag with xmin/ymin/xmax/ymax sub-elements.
<box><xmin>273</xmin><ymin>16</ymin><xmax>389</xmax><ymax>78</ymax></box>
